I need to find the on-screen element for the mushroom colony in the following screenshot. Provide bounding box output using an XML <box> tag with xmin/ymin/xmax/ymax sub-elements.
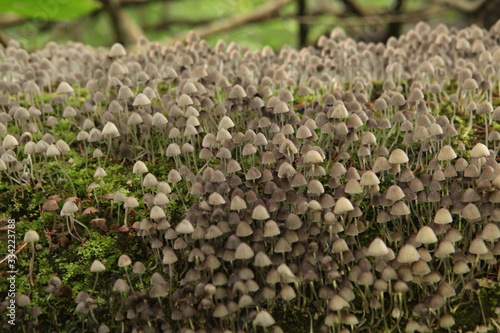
<box><xmin>1</xmin><ymin>20</ymin><xmax>500</xmax><ymax>333</ymax></box>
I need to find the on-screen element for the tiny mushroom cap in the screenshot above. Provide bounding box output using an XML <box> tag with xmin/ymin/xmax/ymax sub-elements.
<box><xmin>102</xmin><ymin>122</ymin><xmax>120</xmax><ymax>138</ymax></box>
<box><xmin>235</xmin><ymin>242</ymin><xmax>254</xmax><ymax>260</ymax></box>
<box><xmin>385</xmin><ymin>185</ymin><xmax>405</xmax><ymax>201</ymax></box>
<box><xmin>56</xmin><ymin>81</ymin><xmax>74</xmax><ymax>95</ymax></box>
<box><xmin>208</xmin><ymin>192</ymin><xmax>226</xmax><ymax>206</ymax></box>
<box><xmin>133</xmin><ymin>93</ymin><xmax>151</xmax><ymax>107</ymax></box>
<box><xmin>438</xmin><ymin>145</ymin><xmax>457</xmax><ymax>161</ymax></box>
<box><xmin>397</xmin><ymin>244</ymin><xmax>420</xmax><ymax>263</ymax></box>
<box><xmin>416</xmin><ymin>226</ymin><xmax>438</xmax><ymax>244</ymax></box>
<box><xmin>109</xmin><ymin>43</ymin><xmax>126</xmax><ymax>58</ymax></box>
<box><xmin>132</xmin><ymin>161</ymin><xmax>148</xmax><ymax>174</ymax></box>
<box><xmin>118</xmin><ymin>254</ymin><xmax>132</xmax><ymax>267</ymax></box>
<box><xmin>470</xmin><ymin>143</ymin><xmax>490</xmax><ymax>159</ymax></box>
<box><xmin>469</xmin><ymin>238</ymin><xmax>488</xmax><ymax>255</ymax></box>
<box><xmin>434</xmin><ymin>208</ymin><xmax>453</xmax><ymax>224</ymax></box>
<box><xmin>175</xmin><ymin>219</ymin><xmax>194</xmax><ymax>234</ymax></box>
<box><xmin>367</xmin><ymin>237</ymin><xmax>389</xmax><ymax>257</ymax></box>
<box><xmin>252</xmin><ymin>205</ymin><xmax>270</xmax><ymax>220</ymax></box>
<box><xmin>480</xmin><ymin>223</ymin><xmax>500</xmax><ymax>241</ymax></box>
<box><xmin>388</xmin><ymin>149</ymin><xmax>409</xmax><ymax>164</ymax></box>
<box><xmin>149</xmin><ymin>284</ymin><xmax>168</xmax><ymax>299</ymax></box>
<box><xmin>230</xmin><ymin>196</ymin><xmax>247</xmax><ymax>211</ymax></box>
<box><xmin>17</xmin><ymin>295</ymin><xmax>31</xmax><ymax>307</ymax></box>
<box><xmin>43</xmin><ymin>199</ymin><xmax>59</xmax><ymax>212</ymax></box>
<box><xmin>439</xmin><ymin>314</ymin><xmax>455</xmax><ymax>329</ymax></box>
<box><xmin>254</xmin><ymin>251</ymin><xmax>273</xmax><ymax>267</ymax></box>
<box><xmin>303</xmin><ymin>150</ymin><xmax>324</xmax><ymax>165</ymax></box>
<box><xmin>3</xmin><ymin>134</ymin><xmax>19</xmax><ymax>149</ymax></box>
<box><xmin>113</xmin><ymin>279</ymin><xmax>130</xmax><ymax>293</ymax></box>
<box><xmin>60</xmin><ymin>201</ymin><xmax>79</xmax><ymax>216</ymax></box>
<box><xmin>94</xmin><ymin>167</ymin><xmax>107</xmax><ymax>178</ymax></box>
<box><xmin>150</xmin><ymin>206</ymin><xmax>166</xmax><ymax>220</ymax></box>
<box><xmin>360</xmin><ymin>171</ymin><xmax>380</xmax><ymax>186</ymax></box>
<box><xmin>229</xmin><ymin>85</ymin><xmax>247</xmax><ymax>99</ymax></box>
<box><xmin>334</xmin><ymin>197</ymin><xmax>354</xmax><ymax>214</ymax></box>
<box><xmin>24</xmin><ymin>230</ymin><xmax>39</xmax><ymax>243</ymax></box>
<box><xmin>329</xmin><ymin>294</ymin><xmax>350</xmax><ymax>311</ymax></box>
<box><xmin>254</xmin><ymin>310</ymin><xmax>275</xmax><ymax>327</ymax></box>
<box><xmin>213</xmin><ymin>303</ymin><xmax>228</xmax><ymax>318</ymax></box>
<box><xmin>90</xmin><ymin>260</ymin><xmax>106</xmax><ymax>273</ymax></box>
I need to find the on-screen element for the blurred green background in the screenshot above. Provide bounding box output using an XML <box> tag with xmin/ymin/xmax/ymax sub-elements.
<box><xmin>0</xmin><ymin>0</ymin><xmax>497</xmax><ymax>50</ymax></box>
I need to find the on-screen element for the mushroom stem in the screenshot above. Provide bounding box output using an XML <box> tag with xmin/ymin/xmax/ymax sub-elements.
<box><xmin>73</xmin><ymin>218</ymin><xmax>91</xmax><ymax>239</ymax></box>
<box><xmin>484</xmin><ymin>114</ymin><xmax>489</xmax><ymax>148</ymax></box>
<box><xmin>123</xmin><ymin>266</ymin><xmax>135</xmax><ymax>293</ymax></box>
<box><xmin>53</xmin><ymin>157</ymin><xmax>76</xmax><ymax>197</ymax></box>
<box><xmin>29</xmin><ymin>243</ymin><xmax>35</xmax><ymax>286</ymax></box>
<box><xmin>92</xmin><ymin>272</ymin><xmax>99</xmax><ymax>292</ymax></box>
<box><xmin>66</xmin><ymin>216</ymin><xmax>81</xmax><ymax>241</ymax></box>
<box><xmin>475</xmin><ymin>290</ymin><xmax>487</xmax><ymax>325</ymax></box>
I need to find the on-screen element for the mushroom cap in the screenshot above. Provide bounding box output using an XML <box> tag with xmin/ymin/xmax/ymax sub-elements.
<box><xmin>360</xmin><ymin>170</ymin><xmax>380</xmax><ymax>186</ymax></box>
<box><xmin>388</xmin><ymin>149</ymin><xmax>409</xmax><ymax>164</ymax></box>
<box><xmin>416</xmin><ymin>226</ymin><xmax>438</xmax><ymax>244</ymax></box>
<box><xmin>252</xmin><ymin>204</ymin><xmax>270</xmax><ymax>220</ymax></box>
<box><xmin>437</xmin><ymin>145</ymin><xmax>457</xmax><ymax>161</ymax></box>
<box><xmin>109</xmin><ymin>43</ymin><xmax>126</xmax><ymax>57</ymax></box>
<box><xmin>397</xmin><ymin>244</ymin><xmax>420</xmax><ymax>263</ymax></box>
<box><xmin>118</xmin><ymin>254</ymin><xmax>131</xmax><ymax>267</ymax></box>
<box><xmin>469</xmin><ymin>238</ymin><xmax>488</xmax><ymax>255</ymax></box>
<box><xmin>470</xmin><ymin>143</ymin><xmax>490</xmax><ymax>159</ymax></box>
<box><xmin>328</xmin><ymin>294</ymin><xmax>350</xmax><ymax>311</ymax></box>
<box><xmin>254</xmin><ymin>310</ymin><xmax>275</xmax><ymax>327</ymax></box>
<box><xmin>434</xmin><ymin>208</ymin><xmax>453</xmax><ymax>224</ymax></box>
<box><xmin>303</xmin><ymin>150</ymin><xmax>324</xmax><ymax>164</ymax></box>
<box><xmin>175</xmin><ymin>220</ymin><xmax>194</xmax><ymax>234</ymax></box>
<box><xmin>235</xmin><ymin>242</ymin><xmax>254</xmax><ymax>260</ymax></box>
<box><xmin>229</xmin><ymin>85</ymin><xmax>246</xmax><ymax>99</ymax></box>
<box><xmin>102</xmin><ymin>122</ymin><xmax>120</xmax><ymax>138</ymax></box>
<box><xmin>60</xmin><ymin>201</ymin><xmax>79</xmax><ymax>216</ymax></box>
<box><xmin>367</xmin><ymin>237</ymin><xmax>389</xmax><ymax>257</ymax></box>
<box><xmin>24</xmin><ymin>230</ymin><xmax>39</xmax><ymax>243</ymax></box>
<box><xmin>132</xmin><ymin>161</ymin><xmax>148</xmax><ymax>174</ymax></box>
<box><xmin>132</xmin><ymin>93</ymin><xmax>151</xmax><ymax>106</ymax></box>
<box><xmin>90</xmin><ymin>260</ymin><xmax>106</xmax><ymax>273</ymax></box>
<box><xmin>112</xmin><ymin>278</ymin><xmax>130</xmax><ymax>293</ymax></box>
<box><xmin>43</xmin><ymin>199</ymin><xmax>59</xmax><ymax>212</ymax></box>
<box><xmin>56</xmin><ymin>81</ymin><xmax>74</xmax><ymax>95</ymax></box>
<box><xmin>333</xmin><ymin>197</ymin><xmax>354</xmax><ymax>214</ymax></box>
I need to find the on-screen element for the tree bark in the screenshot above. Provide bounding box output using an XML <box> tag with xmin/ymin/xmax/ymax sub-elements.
<box><xmin>100</xmin><ymin>0</ymin><xmax>126</xmax><ymax>45</ymax></box>
<box><xmin>385</xmin><ymin>0</ymin><xmax>404</xmax><ymax>41</ymax></box>
<box><xmin>0</xmin><ymin>30</ymin><xmax>8</xmax><ymax>47</ymax></box>
<box><xmin>297</xmin><ymin>0</ymin><xmax>308</xmax><ymax>48</ymax></box>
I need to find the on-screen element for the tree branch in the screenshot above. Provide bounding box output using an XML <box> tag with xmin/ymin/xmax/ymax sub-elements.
<box><xmin>162</xmin><ymin>0</ymin><xmax>293</xmax><ymax>44</ymax></box>
<box><xmin>287</xmin><ymin>6</ymin><xmax>445</xmax><ymax>27</ymax></box>
<box><xmin>340</xmin><ymin>0</ymin><xmax>367</xmax><ymax>16</ymax></box>
<box><xmin>144</xmin><ymin>18</ymin><xmax>214</xmax><ymax>31</ymax></box>
<box><xmin>436</xmin><ymin>0</ymin><xmax>488</xmax><ymax>13</ymax></box>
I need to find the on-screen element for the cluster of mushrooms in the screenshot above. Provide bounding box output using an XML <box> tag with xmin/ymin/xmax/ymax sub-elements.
<box><xmin>1</xmin><ymin>19</ymin><xmax>500</xmax><ymax>333</ymax></box>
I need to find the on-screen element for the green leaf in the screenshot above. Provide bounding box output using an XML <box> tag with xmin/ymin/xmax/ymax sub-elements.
<box><xmin>0</xmin><ymin>0</ymin><xmax>101</xmax><ymax>20</ymax></box>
